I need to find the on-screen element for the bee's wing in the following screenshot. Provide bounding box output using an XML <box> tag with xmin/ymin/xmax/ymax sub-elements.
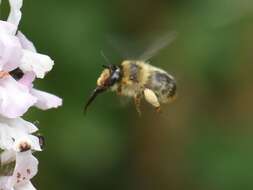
<box><xmin>138</xmin><ymin>31</ymin><xmax>177</xmax><ymax>61</ymax></box>
<box><xmin>107</xmin><ymin>31</ymin><xmax>177</xmax><ymax>61</ymax></box>
<box><xmin>107</xmin><ymin>35</ymin><xmax>143</xmax><ymax>60</ymax></box>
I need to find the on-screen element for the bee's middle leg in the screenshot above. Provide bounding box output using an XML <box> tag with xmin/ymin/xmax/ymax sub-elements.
<box><xmin>133</xmin><ymin>94</ymin><xmax>142</xmax><ymax>115</ymax></box>
<box><xmin>143</xmin><ymin>88</ymin><xmax>161</xmax><ymax>112</ymax></box>
<box><xmin>116</xmin><ymin>85</ymin><xmax>122</xmax><ymax>96</ymax></box>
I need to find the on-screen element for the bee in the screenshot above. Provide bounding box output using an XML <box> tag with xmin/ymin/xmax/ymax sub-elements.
<box><xmin>84</xmin><ymin>32</ymin><xmax>177</xmax><ymax>114</ymax></box>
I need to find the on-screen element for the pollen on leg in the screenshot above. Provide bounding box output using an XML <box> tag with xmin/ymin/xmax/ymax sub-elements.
<box><xmin>144</xmin><ymin>88</ymin><xmax>160</xmax><ymax>108</ymax></box>
<box><xmin>97</xmin><ymin>69</ymin><xmax>110</xmax><ymax>86</ymax></box>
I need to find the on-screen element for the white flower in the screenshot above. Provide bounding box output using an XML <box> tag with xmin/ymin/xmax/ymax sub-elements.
<box><xmin>0</xmin><ymin>77</ymin><xmax>37</xmax><ymax>119</ymax></box>
<box><xmin>0</xmin><ymin>151</ymin><xmax>38</xmax><ymax>190</ymax></box>
<box><xmin>0</xmin><ymin>118</ymin><xmax>41</xmax><ymax>190</ymax></box>
<box><xmin>0</xmin><ymin>0</ymin><xmax>62</xmax><ymax>190</ymax></box>
<box><xmin>0</xmin><ymin>21</ymin><xmax>22</xmax><ymax>72</ymax></box>
<box><xmin>31</xmin><ymin>89</ymin><xmax>62</xmax><ymax>110</ymax></box>
<box><xmin>17</xmin><ymin>31</ymin><xmax>54</xmax><ymax>79</ymax></box>
<box><xmin>0</xmin><ymin>0</ymin><xmax>61</xmax><ymax>119</ymax></box>
<box><xmin>0</xmin><ymin>117</ymin><xmax>41</xmax><ymax>152</ymax></box>
<box><xmin>19</xmin><ymin>50</ymin><xmax>54</xmax><ymax>79</ymax></box>
<box><xmin>16</xmin><ymin>32</ymin><xmax>36</xmax><ymax>53</ymax></box>
<box><xmin>7</xmin><ymin>0</ymin><xmax>23</xmax><ymax>27</ymax></box>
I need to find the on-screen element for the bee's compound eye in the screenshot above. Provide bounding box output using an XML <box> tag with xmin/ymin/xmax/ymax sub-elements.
<box><xmin>108</xmin><ymin>67</ymin><xmax>121</xmax><ymax>86</ymax></box>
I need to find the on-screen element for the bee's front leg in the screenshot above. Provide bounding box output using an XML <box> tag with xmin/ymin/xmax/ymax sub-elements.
<box><xmin>143</xmin><ymin>88</ymin><xmax>161</xmax><ymax>112</ymax></box>
<box><xmin>133</xmin><ymin>94</ymin><xmax>142</xmax><ymax>116</ymax></box>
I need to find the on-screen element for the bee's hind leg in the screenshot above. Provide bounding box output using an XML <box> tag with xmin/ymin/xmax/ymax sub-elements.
<box><xmin>143</xmin><ymin>88</ymin><xmax>161</xmax><ymax>113</ymax></box>
<box><xmin>133</xmin><ymin>94</ymin><xmax>142</xmax><ymax>116</ymax></box>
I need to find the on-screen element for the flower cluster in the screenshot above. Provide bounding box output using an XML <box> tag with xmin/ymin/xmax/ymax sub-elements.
<box><xmin>0</xmin><ymin>0</ymin><xmax>62</xmax><ymax>189</ymax></box>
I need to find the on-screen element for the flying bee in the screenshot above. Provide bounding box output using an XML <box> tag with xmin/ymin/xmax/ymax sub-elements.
<box><xmin>84</xmin><ymin>32</ymin><xmax>177</xmax><ymax>114</ymax></box>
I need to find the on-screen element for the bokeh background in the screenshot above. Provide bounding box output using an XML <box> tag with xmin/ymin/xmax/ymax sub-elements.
<box><xmin>2</xmin><ymin>0</ymin><xmax>253</xmax><ymax>189</ymax></box>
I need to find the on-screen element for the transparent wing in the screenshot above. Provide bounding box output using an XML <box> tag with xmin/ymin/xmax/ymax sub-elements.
<box><xmin>107</xmin><ymin>31</ymin><xmax>177</xmax><ymax>61</ymax></box>
<box><xmin>107</xmin><ymin>34</ymin><xmax>142</xmax><ymax>60</ymax></box>
<box><xmin>138</xmin><ymin>31</ymin><xmax>177</xmax><ymax>61</ymax></box>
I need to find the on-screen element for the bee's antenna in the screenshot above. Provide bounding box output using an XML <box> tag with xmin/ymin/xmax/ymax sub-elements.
<box><xmin>100</xmin><ymin>50</ymin><xmax>111</xmax><ymax>66</ymax></box>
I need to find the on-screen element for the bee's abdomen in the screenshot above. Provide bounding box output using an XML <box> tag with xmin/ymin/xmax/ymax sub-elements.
<box><xmin>146</xmin><ymin>71</ymin><xmax>176</xmax><ymax>102</ymax></box>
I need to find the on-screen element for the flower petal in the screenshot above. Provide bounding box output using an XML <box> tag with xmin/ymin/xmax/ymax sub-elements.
<box><xmin>0</xmin><ymin>21</ymin><xmax>17</xmax><ymax>35</ymax></box>
<box><xmin>31</xmin><ymin>89</ymin><xmax>62</xmax><ymax>110</ymax></box>
<box><xmin>20</xmin><ymin>50</ymin><xmax>54</xmax><ymax>78</ymax></box>
<box><xmin>0</xmin><ymin>150</ymin><xmax>15</xmax><ymax>165</ymax></box>
<box><xmin>0</xmin><ymin>176</ymin><xmax>11</xmax><ymax>190</ymax></box>
<box><xmin>16</xmin><ymin>181</ymin><xmax>36</xmax><ymax>190</ymax></box>
<box><xmin>16</xmin><ymin>32</ymin><xmax>36</xmax><ymax>52</ymax></box>
<box><xmin>0</xmin><ymin>117</ymin><xmax>38</xmax><ymax>134</ymax></box>
<box><xmin>7</xmin><ymin>0</ymin><xmax>23</xmax><ymax>27</ymax></box>
<box><xmin>0</xmin><ymin>123</ymin><xmax>14</xmax><ymax>150</ymax></box>
<box><xmin>0</xmin><ymin>117</ymin><xmax>40</xmax><ymax>153</ymax></box>
<box><xmin>8</xmin><ymin>151</ymin><xmax>38</xmax><ymax>188</ymax></box>
<box><xmin>0</xmin><ymin>31</ymin><xmax>22</xmax><ymax>72</ymax></box>
<box><xmin>13</xmin><ymin>135</ymin><xmax>41</xmax><ymax>152</ymax></box>
<box><xmin>0</xmin><ymin>77</ymin><xmax>37</xmax><ymax>118</ymax></box>
<box><xmin>18</xmin><ymin>72</ymin><xmax>35</xmax><ymax>89</ymax></box>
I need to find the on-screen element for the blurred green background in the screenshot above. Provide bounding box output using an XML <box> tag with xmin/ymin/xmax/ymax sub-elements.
<box><xmin>2</xmin><ymin>0</ymin><xmax>253</xmax><ymax>189</ymax></box>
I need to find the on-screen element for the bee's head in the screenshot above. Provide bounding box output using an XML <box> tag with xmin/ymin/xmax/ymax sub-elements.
<box><xmin>84</xmin><ymin>64</ymin><xmax>122</xmax><ymax>113</ymax></box>
<box><xmin>97</xmin><ymin>64</ymin><xmax>122</xmax><ymax>88</ymax></box>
